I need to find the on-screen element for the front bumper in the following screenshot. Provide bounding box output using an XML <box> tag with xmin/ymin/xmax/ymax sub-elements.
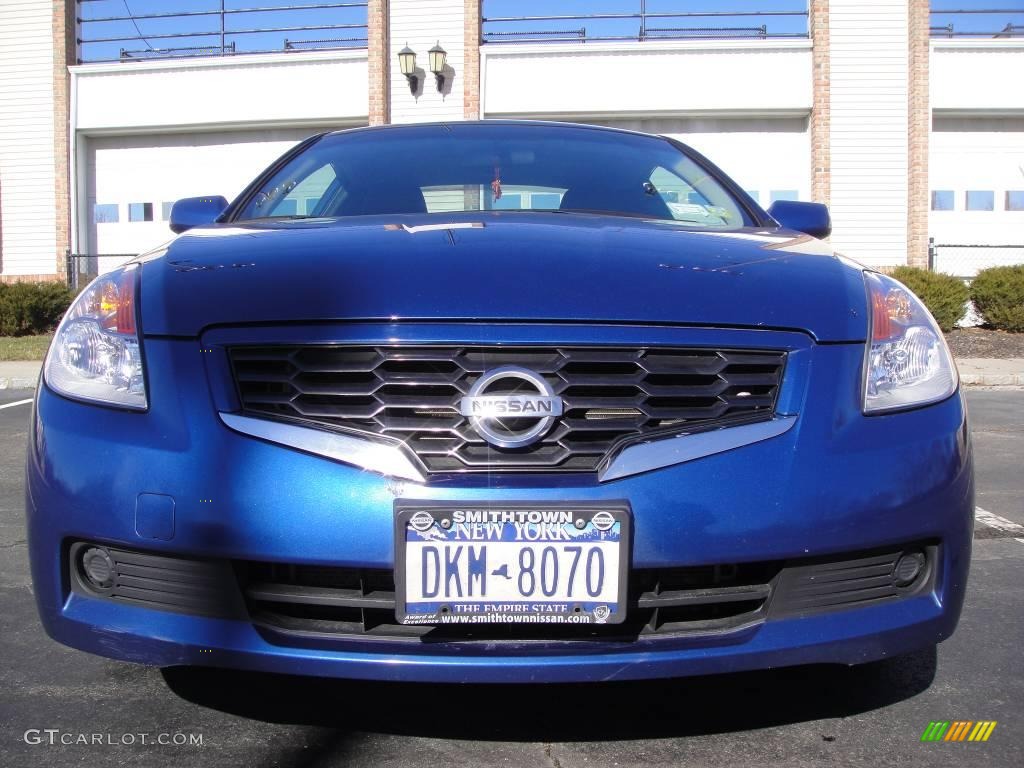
<box><xmin>26</xmin><ymin>325</ymin><xmax>974</xmax><ymax>683</ymax></box>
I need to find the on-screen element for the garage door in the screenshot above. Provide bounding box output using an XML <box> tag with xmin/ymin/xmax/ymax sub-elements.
<box><xmin>583</xmin><ymin>117</ymin><xmax>811</xmax><ymax>211</ymax></box>
<box><xmin>84</xmin><ymin>127</ymin><xmax>344</xmax><ymax>273</ymax></box>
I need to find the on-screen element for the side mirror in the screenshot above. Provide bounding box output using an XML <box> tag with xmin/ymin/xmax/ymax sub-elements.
<box><xmin>766</xmin><ymin>200</ymin><xmax>831</xmax><ymax>239</ymax></box>
<box><xmin>169</xmin><ymin>196</ymin><xmax>228</xmax><ymax>234</ymax></box>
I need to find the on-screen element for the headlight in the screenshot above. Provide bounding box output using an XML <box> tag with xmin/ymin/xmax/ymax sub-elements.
<box><xmin>863</xmin><ymin>271</ymin><xmax>957</xmax><ymax>414</ymax></box>
<box><xmin>44</xmin><ymin>265</ymin><xmax>146</xmax><ymax>410</ymax></box>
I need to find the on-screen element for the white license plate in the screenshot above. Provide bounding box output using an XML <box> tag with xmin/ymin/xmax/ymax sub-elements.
<box><xmin>395</xmin><ymin>505</ymin><xmax>630</xmax><ymax>625</ymax></box>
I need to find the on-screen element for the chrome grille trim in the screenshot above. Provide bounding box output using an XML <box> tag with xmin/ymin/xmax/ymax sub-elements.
<box><xmin>227</xmin><ymin>345</ymin><xmax>787</xmax><ymax>476</ymax></box>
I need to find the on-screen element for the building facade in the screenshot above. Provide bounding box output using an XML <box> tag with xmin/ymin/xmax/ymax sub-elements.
<box><xmin>0</xmin><ymin>1</ymin><xmax>1022</xmax><ymax>283</ymax></box>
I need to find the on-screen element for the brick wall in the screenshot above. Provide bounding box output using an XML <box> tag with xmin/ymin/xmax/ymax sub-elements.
<box><xmin>463</xmin><ymin>0</ymin><xmax>480</xmax><ymax>119</ymax></box>
<box><xmin>907</xmin><ymin>0</ymin><xmax>930</xmax><ymax>268</ymax></box>
<box><xmin>368</xmin><ymin>0</ymin><xmax>390</xmax><ymax>124</ymax></box>
<box><xmin>810</xmin><ymin>0</ymin><xmax>830</xmax><ymax>206</ymax></box>
<box><xmin>0</xmin><ymin>273</ymin><xmax>63</xmax><ymax>284</ymax></box>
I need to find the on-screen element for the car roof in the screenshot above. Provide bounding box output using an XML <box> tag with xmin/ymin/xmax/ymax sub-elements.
<box><xmin>323</xmin><ymin>119</ymin><xmax>667</xmax><ymax>143</ymax></box>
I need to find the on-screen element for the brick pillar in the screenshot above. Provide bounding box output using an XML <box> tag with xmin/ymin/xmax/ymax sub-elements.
<box><xmin>810</xmin><ymin>0</ymin><xmax>830</xmax><ymax>207</ymax></box>
<box><xmin>907</xmin><ymin>0</ymin><xmax>930</xmax><ymax>268</ymax></box>
<box><xmin>463</xmin><ymin>0</ymin><xmax>481</xmax><ymax>119</ymax></box>
<box><xmin>53</xmin><ymin>0</ymin><xmax>75</xmax><ymax>280</ymax></box>
<box><xmin>368</xmin><ymin>0</ymin><xmax>390</xmax><ymax>125</ymax></box>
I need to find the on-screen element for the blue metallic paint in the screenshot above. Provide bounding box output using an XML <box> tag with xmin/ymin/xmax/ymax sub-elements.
<box><xmin>27</xmin><ymin>123</ymin><xmax>973</xmax><ymax>683</ymax></box>
<box><xmin>138</xmin><ymin>215</ymin><xmax>867</xmax><ymax>342</ymax></box>
<box><xmin>27</xmin><ymin>321</ymin><xmax>973</xmax><ymax>682</ymax></box>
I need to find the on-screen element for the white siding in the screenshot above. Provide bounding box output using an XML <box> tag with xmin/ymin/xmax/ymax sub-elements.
<box><xmin>74</xmin><ymin>51</ymin><xmax>369</xmax><ymax>133</ymax></box>
<box><xmin>932</xmin><ymin>41</ymin><xmax>1024</xmax><ymax>115</ymax></box>
<box><xmin>483</xmin><ymin>41</ymin><xmax>812</xmax><ymax>119</ymax></box>
<box><xmin>390</xmin><ymin>0</ymin><xmax>464</xmax><ymax>123</ymax></box>
<box><xmin>0</xmin><ymin>1</ymin><xmax>56</xmax><ymax>276</ymax></box>
<box><xmin>828</xmin><ymin>0</ymin><xmax>909</xmax><ymax>267</ymax></box>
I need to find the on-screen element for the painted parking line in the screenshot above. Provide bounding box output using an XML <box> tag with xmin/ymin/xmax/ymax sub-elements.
<box><xmin>0</xmin><ymin>398</ymin><xmax>32</xmax><ymax>410</ymax></box>
<box><xmin>975</xmin><ymin>507</ymin><xmax>1024</xmax><ymax>545</ymax></box>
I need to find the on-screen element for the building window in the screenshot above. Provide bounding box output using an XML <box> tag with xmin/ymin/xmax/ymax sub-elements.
<box><xmin>93</xmin><ymin>203</ymin><xmax>119</xmax><ymax>223</ymax></box>
<box><xmin>930</xmin><ymin>190</ymin><xmax>954</xmax><ymax>211</ymax></box>
<box><xmin>129</xmin><ymin>202</ymin><xmax>154</xmax><ymax>222</ymax></box>
<box><xmin>770</xmin><ymin>190</ymin><xmax>799</xmax><ymax>203</ymax></box>
<box><xmin>1006</xmin><ymin>191</ymin><xmax>1024</xmax><ymax>211</ymax></box>
<box><xmin>965</xmin><ymin>191</ymin><xmax>994</xmax><ymax>211</ymax></box>
<box><xmin>161</xmin><ymin>202</ymin><xmax>174</xmax><ymax>221</ymax></box>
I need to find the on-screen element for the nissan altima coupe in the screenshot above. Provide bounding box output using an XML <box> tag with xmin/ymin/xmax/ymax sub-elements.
<box><xmin>28</xmin><ymin>122</ymin><xmax>973</xmax><ymax>684</ymax></box>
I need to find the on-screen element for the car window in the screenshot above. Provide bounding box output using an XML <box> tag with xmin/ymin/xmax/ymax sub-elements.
<box><xmin>233</xmin><ymin>126</ymin><xmax>754</xmax><ymax>227</ymax></box>
<box><xmin>647</xmin><ymin>166</ymin><xmax>736</xmax><ymax>227</ymax></box>
<box><xmin>255</xmin><ymin>162</ymin><xmax>340</xmax><ymax>218</ymax></box>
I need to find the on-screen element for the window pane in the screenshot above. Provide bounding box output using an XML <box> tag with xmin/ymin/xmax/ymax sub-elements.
<box><xmin>161</xmin><ymin>202</ymin><xmax>174</xmax><ymax>220</ymax></box>
<box><xmin>1006</xmin><ymin>191</ymin><xmax>1024</xmax><ymax>211</ymax></box>
<box><xmin>275</xmin><ymin>199</ymin><xmax>298</xmax><ymax>216</ymax></box>
<box><xmin>492</xmin><ymin>193</ymin><xmax>523</xmax><ymax>210</ymax></box>
<box><xmin>745</xmin><ymin>190</ymin><xmax>760</xmax><ymax>203</ymax></box>
<box><xmin>770</xmin><ymin>190</ymin><xmax>799</xmax><ymax>203</ymax></box>
<box><xmin>267</xmin><ymin>162</ymin><xmax>337</xmax><ymax>217</ymax></box>
<box><xmin>93</xmin><ymin>203</ymin><xmax>119</xmax><ymax>223</ymax></box>
<box><xmin>530</xmin><ymin>193</ymin><xmax>562</xmax><ymax>209</ymax></box>
<box><xmin>129</xmin><ymin>202</ymin><xmax>153</xmax><ymax>222</ymax></box>
<box><xmin>931</xmin><ymin>190</ymin><xmax>954</xmax><ymax>211</ymax></box>
<box><xmin>966</xmin><ymin>191</ymin><xmax>994</xmax><ymax>211</ymax></box>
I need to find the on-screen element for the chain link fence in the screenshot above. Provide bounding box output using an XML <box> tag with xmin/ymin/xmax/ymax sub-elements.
<box><xmin>65</xmin><ymin>253</ymin><xmax>138</xmax><ymax>291</ymax></box>
<box><xmin>929</xmin><ymin>241</ymin><xmax>1024</xmax><ymax>280</ymax></box>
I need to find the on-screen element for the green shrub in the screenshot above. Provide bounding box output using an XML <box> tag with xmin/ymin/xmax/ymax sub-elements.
<box><xmin>970</xmin><ymin>265</ymin><xmax>1024</xmax><ymax>332</ymax></box>
<box><xmin>890</xmin><ymin>267</ymin><xmax>969</xmax><ymax>332</ymax></box>
<box><xmin>0</xmin><ymin>281</ymin><xmax>75</xmax><ymax>336</ymax></box>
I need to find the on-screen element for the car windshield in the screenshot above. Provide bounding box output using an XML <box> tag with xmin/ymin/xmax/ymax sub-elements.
<box><xmin>232</xmin><ymin>123</ymin><xmax>754</xmax><ymax>228</ymax></box>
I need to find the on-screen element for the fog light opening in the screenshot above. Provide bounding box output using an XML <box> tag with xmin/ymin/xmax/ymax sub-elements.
<box><xmin>893</xmin><ymin>550</ymin><xmax>927</xmax><ymax>588</ymax></box>
<box><xmin>80</xmin><ymin>546</ymin><xmax>115</xmax><ymax>589</ymax></box>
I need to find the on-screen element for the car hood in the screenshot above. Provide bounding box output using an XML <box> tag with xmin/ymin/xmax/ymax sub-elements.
<box><xmin>138</xmin><ymin>212</ymin><xmax>868</xmax><ymax>341</ymax></box>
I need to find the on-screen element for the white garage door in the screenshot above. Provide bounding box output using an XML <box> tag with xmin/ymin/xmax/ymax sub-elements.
<box><xmin>582</xmin><ymin>117</ymin><xmax>811</xmax><ymax>211</ymax></box>
<box><xmin>84</xmin><ymin>127</ymin><xmax>342</xmax><ymax>273</ymax></box>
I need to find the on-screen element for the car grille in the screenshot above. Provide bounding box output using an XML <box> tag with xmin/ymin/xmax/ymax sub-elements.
<box><xmin>228</xmin><ymin>345</ymin><xmax>786</xmax><ymax>473</ymax></box>
<box><xmin>66</xmin><ymin>541</ymin><xmax>936</xmax><ymax>649</ymax></box>
<box><xmin>241</xmin><ymin>560</ymin><xmax>781</xmax><ymax>646</ymax></box>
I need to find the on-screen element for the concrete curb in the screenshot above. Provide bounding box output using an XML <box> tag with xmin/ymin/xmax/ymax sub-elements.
<box><xmin>0</xmin><ymin>362</ymin><xmax>41</xmax><ymax>391</ymax></box>
<box><xmin>0</xmin><ymin>378</ymin><xmax>38</xmax><ymax>391</ymax></box>
<box><xmin>956</xmin><ymin>359</ymin><xmax>1024</xmax><ymax>388</ymax></box>
<box><xmin>961</xmin><ymin>374</ymin><xmax>1024</xmax><ymax>387</ymax></box>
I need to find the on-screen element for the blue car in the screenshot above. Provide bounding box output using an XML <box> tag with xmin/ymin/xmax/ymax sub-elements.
<box><xmin>27</xmin><ymin>122</ymin><xmax>973</xmax><ymax>684</ymax></box>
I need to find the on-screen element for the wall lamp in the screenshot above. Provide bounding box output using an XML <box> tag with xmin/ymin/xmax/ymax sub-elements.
<box><xmin>397</xmin><ymin>42</ymin><xmax>448</xmax><ymax>93</ymax></box>
<box><xmin>398</xmin><ymin>44</ymin><xmax>417</xmax><ymax>92</ymax></box>
<box><xmin>428</xmin><ymin>41</ymin><xmax>447</xmax><ymax>90</ymax></box>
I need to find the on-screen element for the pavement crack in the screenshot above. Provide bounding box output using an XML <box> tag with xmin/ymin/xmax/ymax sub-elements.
<box><xmin>543</xmin><ymin>743</ymin><xmax>564</xmax><ymax>768</ymax></box>
<box><xmin>0</xmin><ymin>538</ymin><xmax>26</xmax><ymax>549</ymax></box>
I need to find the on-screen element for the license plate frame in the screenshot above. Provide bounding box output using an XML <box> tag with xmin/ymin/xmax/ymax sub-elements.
<box><xmin>394</xmin><ymin>502</ymin><xmax>632</xmax><ymax>626</ymax></box>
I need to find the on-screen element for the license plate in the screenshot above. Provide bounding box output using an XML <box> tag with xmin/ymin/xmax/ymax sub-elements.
<box><xmin>395</xmin><ymin>503</ymin><xmax>630</xmax><ymax>626</ymax></box>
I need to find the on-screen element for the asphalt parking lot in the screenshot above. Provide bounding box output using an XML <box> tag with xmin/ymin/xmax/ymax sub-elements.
<box><xmin>0</xmin><ymin>388</ymin><xmax>1021</xmax><ymax>768</ymax></box>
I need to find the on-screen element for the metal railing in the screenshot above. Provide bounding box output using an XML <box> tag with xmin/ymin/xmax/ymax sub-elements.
<box><xmin>77</xmin><ymin>0</ymin><xmax>368</xmax><ymax>64</ymax></box>
<box><xmin>930</xmin><ymin>7</ymin><xmax>1024</xmax><ymax>38</ymax></box>
<box><xmin>481</xmin><ymin>1</ymin><xmax>809</xmax><ymax>44</ymax></box>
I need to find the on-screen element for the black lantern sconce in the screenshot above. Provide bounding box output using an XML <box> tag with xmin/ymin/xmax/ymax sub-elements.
<box><xmin>428</xmin><ymin>42</ymin><xmax>447</xmax><ymax>91</ymax></box>
<box><xmin>398</xmin><ymin>44</ymin><xmax>417</xmax><ymax>92</ymax></box>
